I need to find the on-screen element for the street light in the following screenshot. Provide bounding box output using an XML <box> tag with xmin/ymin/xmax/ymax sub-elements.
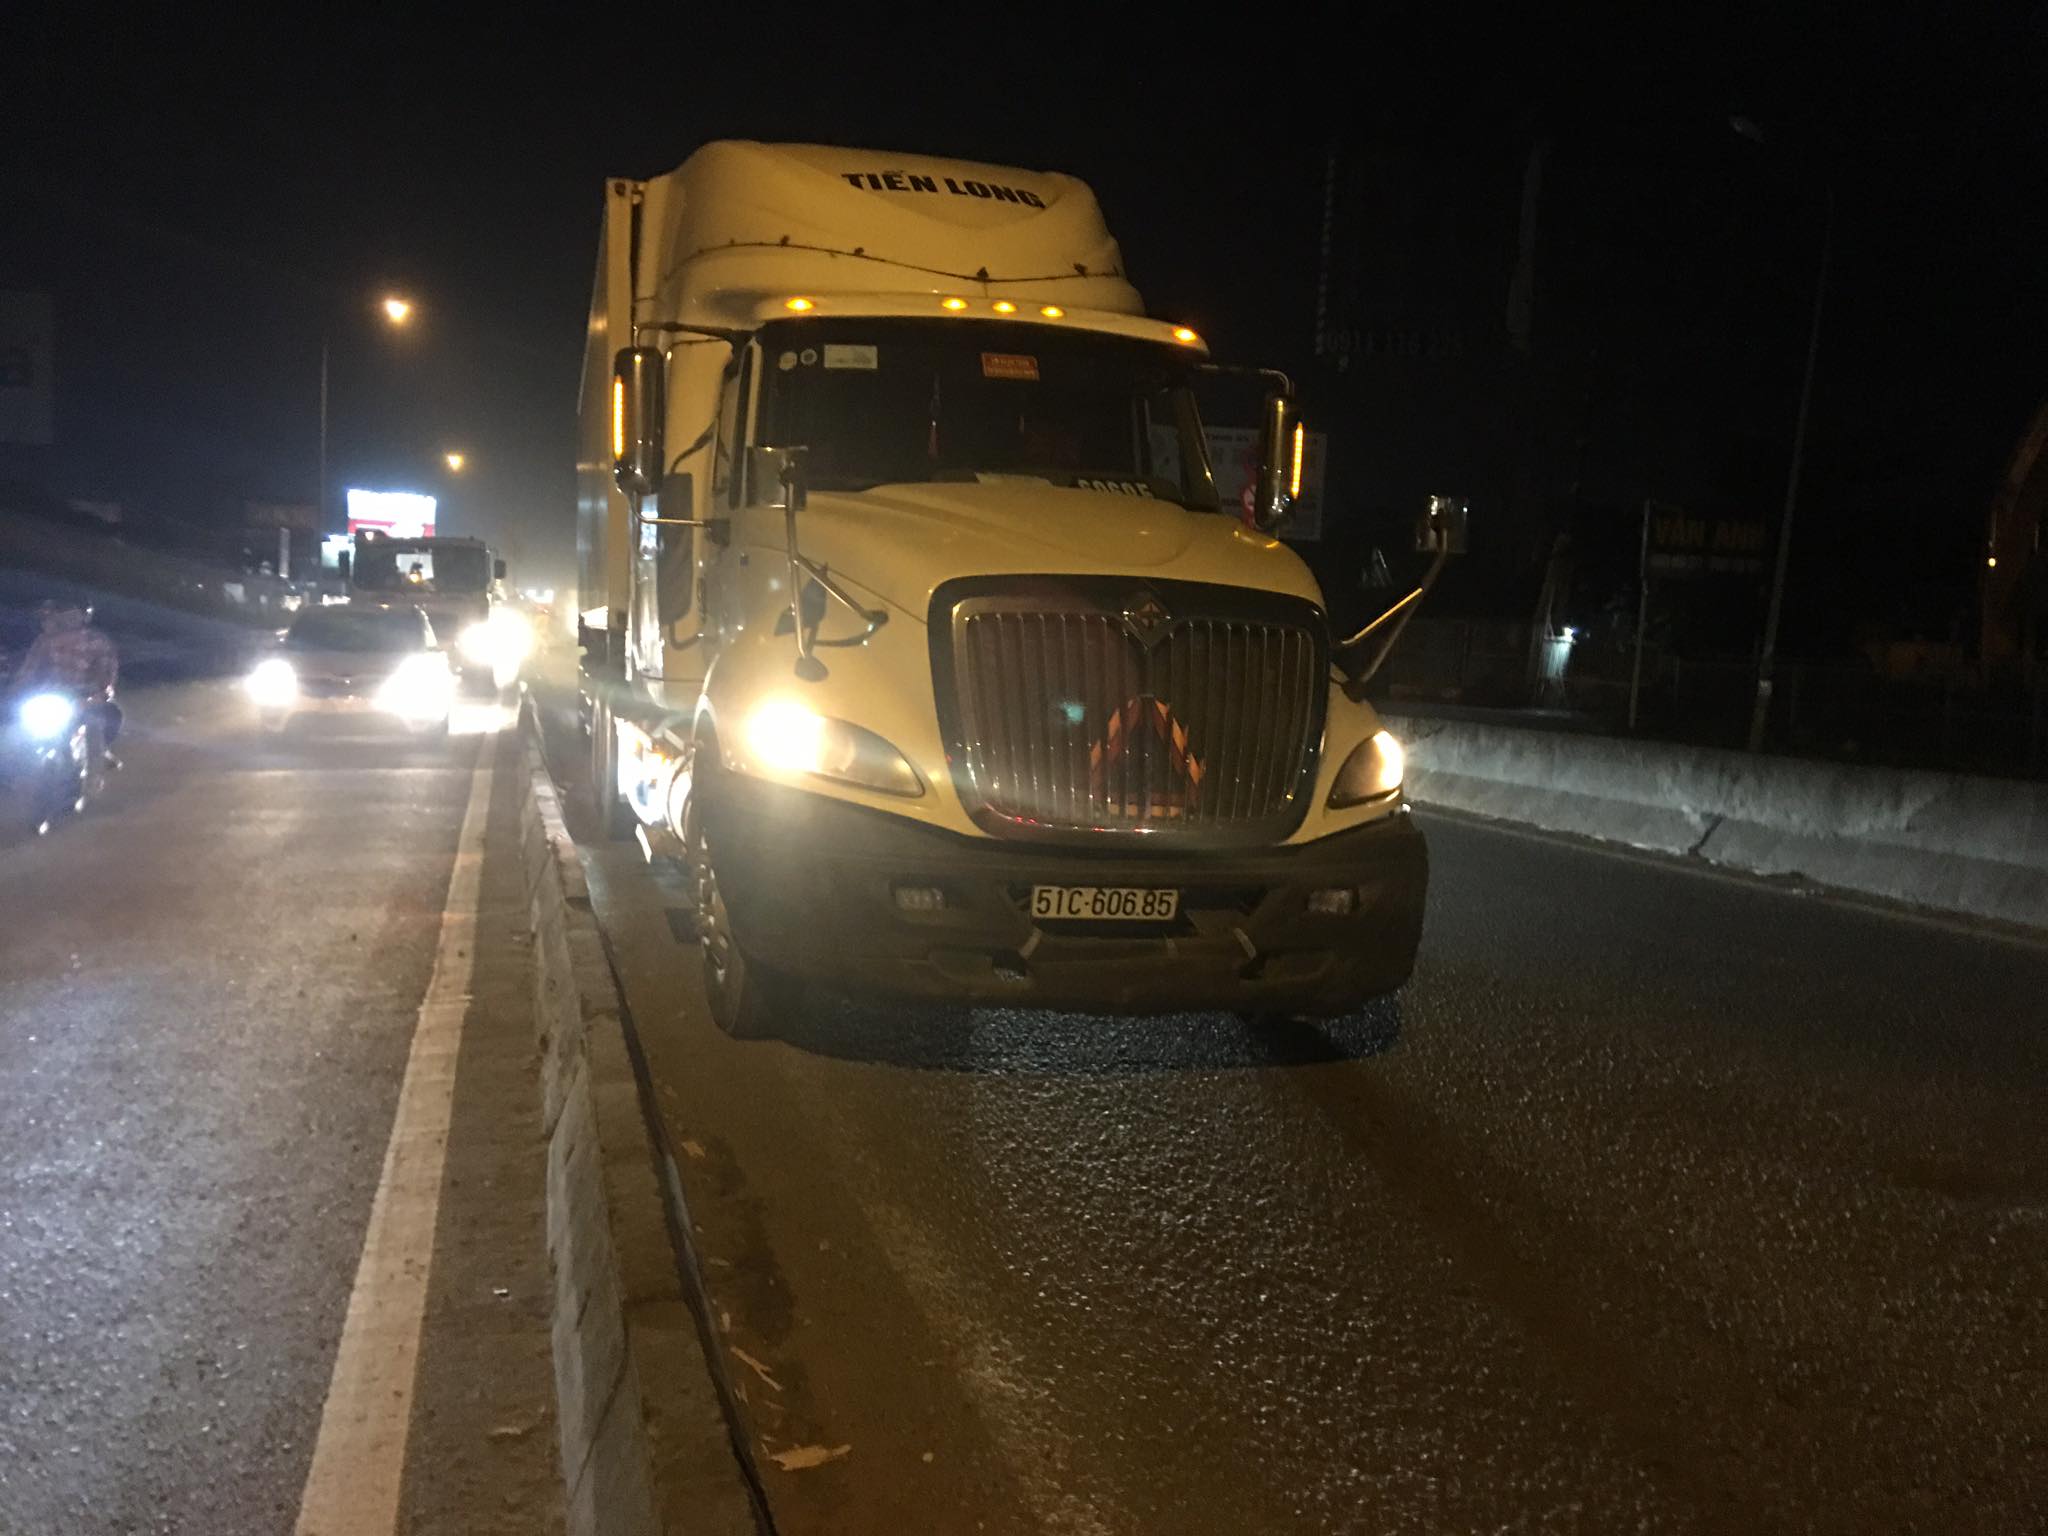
<box><xmin>317</xmin><ymin>294</ymin><xmax>418</xmax><ymax>533</ymax></box>
<box><xmin>1734</xmin><ymin>119</ymin><xmax>1834</xmax><ymax>753</ymax></box>
<box><xmin>444</xmin><ymin>451</ymin><xmax>466</xmax><ymax>473</ymax></box>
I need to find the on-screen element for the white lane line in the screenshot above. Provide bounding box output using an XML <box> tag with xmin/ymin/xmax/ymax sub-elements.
<box><xmin>292</xmin><ymin>738</ymin><xmax>496</xmax><ymax>1536</ymax></box>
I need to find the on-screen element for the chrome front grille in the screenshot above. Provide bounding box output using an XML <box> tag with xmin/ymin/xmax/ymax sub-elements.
<box><xmin>937</xmin><ymin>581</ymin><xmax>1326</xmax><ymax>842</ymax></box>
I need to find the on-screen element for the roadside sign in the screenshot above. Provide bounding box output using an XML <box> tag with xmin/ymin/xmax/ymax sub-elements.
<box><xmin>1205</xmin><ymin>426</ymin><xmax>1329</xmax><ymax>542</ymax></box>
<box><xmin>1644</xmin><ymin>500</ymin><xmax>1767</xmax><ymax>578</ymax></box>
<box><xmin>345</xmin><ymin>488</ymin><xmax>438</xmax><ymax>540</ymax></box>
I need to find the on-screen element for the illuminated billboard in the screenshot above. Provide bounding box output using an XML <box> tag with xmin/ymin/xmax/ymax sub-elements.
<box><xmin>344</xmin><ymin>488</ymin><xmax>437</xmax><ymax>539</ymax></box>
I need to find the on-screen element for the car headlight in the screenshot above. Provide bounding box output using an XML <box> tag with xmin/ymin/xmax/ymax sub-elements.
<box><xmin>376</xmin><ymin>653</ymin><xmax>455</xmax><ymax>720</ymax></box>
<box><xmin>19</xmin><ymin>691</ymin><xmax>77</xmax><ymax>742</ymax></box>
<box><xmin>1328</xmin><ymin>728</ymin><xmax>1405</xmax><ymax>808</ymax></box>
<box><xmin>743</xmin><ymin>699</ymin><xmax>923</xmax><ymax>797</ymax></box>
<box><xmin>245</xmin><ymin>658</ymin><xmax>298</xmax><ymax>709</ymax></box>
<box><xmin>458</xmin><ymin>622</ymin><xmax>495</xmax><ymax>667</ymax></box>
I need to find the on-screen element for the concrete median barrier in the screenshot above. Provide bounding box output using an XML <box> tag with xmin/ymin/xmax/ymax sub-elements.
<box><xmin>519</xmin><ymin>705</ymin><xmax>759</xmax><ymax>1536</ymax></box>
<box><xmin>1384</xmin><ymin>713</ymin><xmax>2048</xmax><ymax>930</ymax></box>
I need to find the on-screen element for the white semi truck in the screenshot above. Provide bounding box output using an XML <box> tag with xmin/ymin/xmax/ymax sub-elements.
<box><xmin>579</xmin><ymin>141</ymin><xmax>1453</xmax><ymax>1036</ymax></box>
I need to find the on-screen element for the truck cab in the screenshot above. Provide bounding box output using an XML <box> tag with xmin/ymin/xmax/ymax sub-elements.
<box><xmin>346</xmin><ymin>532</ymin><xmax>524</xmax><ymax>692</ymax></box>
<box><xmin>579</xmin><ymin>142</ymin><xmax>1432</xmax><ymax>1035</ymax></box>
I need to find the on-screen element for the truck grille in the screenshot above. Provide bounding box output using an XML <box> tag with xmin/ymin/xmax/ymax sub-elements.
<box><xmin>934</xmin><ymin>579</ymin><xmax>1327</xmax><ymax>843</ymax></box>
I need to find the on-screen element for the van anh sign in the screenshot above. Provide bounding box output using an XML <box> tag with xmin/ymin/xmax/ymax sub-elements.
<box><xmin>1645</xmin><ymin>500</ymin><xmax>1767</xmax><ymax>579</ymax></box>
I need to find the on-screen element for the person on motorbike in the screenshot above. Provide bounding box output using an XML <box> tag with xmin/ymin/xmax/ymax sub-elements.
<box><xmin>13</xmin><ymin>601</ymin><xmax>122</xmax><ymax>765</ymax></box>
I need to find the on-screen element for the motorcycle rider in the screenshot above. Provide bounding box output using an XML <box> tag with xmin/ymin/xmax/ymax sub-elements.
<box><xmin>13</xmin><ymin>601</ymin><xmax>122</xmax><ymax>764</ymax></box>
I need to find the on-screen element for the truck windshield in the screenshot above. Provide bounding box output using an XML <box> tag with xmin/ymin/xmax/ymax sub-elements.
<box><xmin>284</xmin><ymin>609</ymin><xmax>429</xmax><ymax>653</ymax></box>
<box><xmin>353</xmin><ymin>543</ymin><xmax>489</xmax><ymax>594</ymax></box>
<box><xmin>754</xmin><ymin>319</ymin><xmax>1220</xmax><ymax>509</ymax></box>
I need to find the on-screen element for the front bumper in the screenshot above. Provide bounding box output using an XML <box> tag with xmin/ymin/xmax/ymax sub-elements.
<box><xmin>260</xmin><ymin>692</ymin><xmax>444</xmax><ymax>727</ymax></box>
<box><xmin>703</xmin><ymin>779</ymin><xmax>1428</xmax><ymax>1014</ymax></box>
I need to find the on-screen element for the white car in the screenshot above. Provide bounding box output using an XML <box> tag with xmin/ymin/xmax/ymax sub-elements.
<box><xmin>246</xmin><ymin>605</ymin><xmax>455</xmax><ymax>736</ymax></box>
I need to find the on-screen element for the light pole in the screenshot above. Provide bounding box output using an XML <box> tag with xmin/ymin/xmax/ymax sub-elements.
<box><xmin>317</xmin><ymin>294</ymin><xmax>415</xmax><ymax>530</ymax></box>
<box><xmin>1735</xmin><ymin>119</ymin><xmax>1835</xmax><ymax>752</ymax></box>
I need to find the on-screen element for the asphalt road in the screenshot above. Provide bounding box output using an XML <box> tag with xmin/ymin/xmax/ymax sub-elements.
<box><xmin>0</xmin><ymin>682</ymin><xmax>561</xmax><ymax>1536</ymax></box>
<box><xmin>565</xmin><ymin>746</ymin><xmax>2048</xmax><ymax>1535</ymax></box>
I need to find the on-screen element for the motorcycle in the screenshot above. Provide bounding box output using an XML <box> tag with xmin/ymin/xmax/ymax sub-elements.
<box><xmin>8</xmin><ymin>686</ymin><xmax>112</xmax><ymax>836</ymax></box>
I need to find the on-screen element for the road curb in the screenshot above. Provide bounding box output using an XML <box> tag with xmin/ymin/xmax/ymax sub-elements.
<box><xmin>1386</xmin><ymin>712</ymin><xmax>2048</xmax><ymax>929</ymax></box>
<box><xmin>519</xmin><ymin>702</ymin><xmax>760</xmax><ymax>1535</ymax></box>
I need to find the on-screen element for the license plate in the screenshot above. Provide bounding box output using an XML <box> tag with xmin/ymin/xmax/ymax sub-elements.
<box><xmin>1029</xmin><ymin>885</ymin><xmax>1180</xmax><ymax>922</ymax></box>
<box><xmin>294</xmin><ymin>694</ymin><xmax>369</xmax><ymax>712</ymax></box>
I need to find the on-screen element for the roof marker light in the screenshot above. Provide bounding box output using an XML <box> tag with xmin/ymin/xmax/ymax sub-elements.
<box><xmin>784</xmin><ymin>296</ymin><xmax>815</xmax><ymax>312</ymax></box>
<box><xmin>1040</xmin><ymin>305</ymin><xmax>1064</xmax><ymax>318</ymax></box>
<box><xmin>992</xmin><ymin>300</ymin><xmax>1017</xmax><ymax>314</ymax></box>
<box><xmin>1172</xmin><ymin>326</ymin><xmax>1200</xmax><ymax>344</ymax></box>
<box><xmin>941</xmin><ymin>297</ymin><xmax>969</xmax><ymax>311</ymax></box>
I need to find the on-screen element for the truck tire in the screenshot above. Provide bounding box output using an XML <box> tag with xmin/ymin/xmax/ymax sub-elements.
<box><xmin>688</xmin><ymin>759</ymin><xmax>802</xmax><ymax>1040</ymax></box>
<box><xmin>588</xmin><ymin>698</ymin><xmax>635</xmax><ymax>840</ymax></box>
<box><xmin>699</xmin><ymin>870</ymin><xmax>802</xmax><ymax>1040</ymax></box>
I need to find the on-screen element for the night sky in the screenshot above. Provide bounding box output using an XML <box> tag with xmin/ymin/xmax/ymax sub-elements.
<box><xmin>6</xmin><ymin>7</ymin><xmax>2044</xmax><ymax>632</ymax></box>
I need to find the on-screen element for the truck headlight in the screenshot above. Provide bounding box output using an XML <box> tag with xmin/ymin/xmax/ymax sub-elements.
<box><xmin>19</xmin><ymin>691</ymin><xmax>77</xmax><ymax>742</ymax></box>
<box><xmin>461</xmin><ymin>611</ymin><xmax>532</xmax><ymax>670</ymax></box>
<box><xmin>744</xmin><ymin>700</ymin><xmax>923</xmax><ymax>797</ymax></box>
<box><xmin>1328</xmin><ymin>729</ymin><xmax>1404</xmax><ymax>807</ymax></box>
<box><xmin>377</xmin><ymin>653</ymin><xmax>455</xmax><ymax>721</ymax></box>
<box><xmin>490</xmin><ymin>608</ymin><xmax>533</xmax><ymax>663</ymax></box>
<box><xmin>245</xmin><ymin>658</ymin><xmax>298</xmax><ymax>709</ymax></box>
<box><xmin>458</xmin><ymin>622</ymin><xmax>495</xmax><ymax>667</ymax></box>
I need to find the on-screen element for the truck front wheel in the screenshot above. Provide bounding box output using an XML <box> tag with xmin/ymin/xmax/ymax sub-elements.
<box><xmin>688</xmin><ymin>765</ymin><xmax>802</xmax><ymax>1040</ymax></box>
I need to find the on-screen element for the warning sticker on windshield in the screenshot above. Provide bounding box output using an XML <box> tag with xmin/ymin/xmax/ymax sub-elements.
<box><xmin>981</xmin><ymin>352</ymin><xmax>1040</xmax><ymax>381</ymax></box>
<box><xmin>823</xmin><ymin>343</ymin><xmax>877</xmax><ymax>370</ymax></box>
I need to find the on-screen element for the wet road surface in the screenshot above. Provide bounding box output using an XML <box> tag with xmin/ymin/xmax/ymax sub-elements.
<box><xmin>0</xmin><ymin>683</ymin><xmax>561</xmax><ymax>1535</ymax></box>
<box><xmin>565</xmin><ymin>738</ymin><xmax>2048</xmax><ymax>1535</ymax></box>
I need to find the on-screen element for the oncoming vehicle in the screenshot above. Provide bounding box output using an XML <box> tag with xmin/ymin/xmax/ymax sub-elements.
<box><xmin>580</xmin><ymin>141</ymin><xmax>1459</xmax><ymax>1037</ymax></box>
<box><xmin>344</xmin><ymin>533</ymin><xmax>526</xmax><ymax>692</ymax></box>
<box><xmin>246</xmin><ymin>605</ymin><xmax>455</xmax><ymax>736</ymax></box>
<box><xmin>6</xmin><ymin>684</ymin><xmax>107</xmax><ymax>835</ymax></box>
<box><xmin>4</xmin><ymin>601</ymin><xmax>121</xmax><ymax>835</ymax></box>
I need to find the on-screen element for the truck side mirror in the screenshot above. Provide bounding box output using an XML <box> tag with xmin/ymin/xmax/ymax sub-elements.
<box><xmin>611</xmin><ymin>346</ymin><xmax>666</xmax><ymax>496</ymax></box>
<box><xmin>493</xmin><ymin>558</ymin><xmax>507</xmax><ymax>581</ymax></box>
<box><xmin>653</xmin><ymin>472</ymin><xmax>697</xmax><ymax>626</ymax></box>
<box><xmin>1416</xmin><ymin>495</ymin><xmax>1469</xmax><ymax>555</ymax></box>
<box><xmin>1252</xmin><ymin>394</ymin><xmax>1303</xmax><ymax>533</ymax></box>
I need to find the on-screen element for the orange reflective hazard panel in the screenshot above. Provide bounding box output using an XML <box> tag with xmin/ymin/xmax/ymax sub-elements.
<box><xmin>980</xmin><ymin>352</ymin><xmax>1040</xmax><ymax>381</ymax></box>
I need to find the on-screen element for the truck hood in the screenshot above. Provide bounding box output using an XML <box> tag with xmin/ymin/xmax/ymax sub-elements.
<box><xmin>777</xmin><ymin>482</ymin><xmax>1324</xmax><ymax>622</ymax></box>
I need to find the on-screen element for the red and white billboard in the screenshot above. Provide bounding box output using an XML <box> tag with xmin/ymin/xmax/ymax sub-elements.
<box><xmin>344</xmin><ymin>488</ymin><xmax>437</xmax><ymax>540</ymax></box>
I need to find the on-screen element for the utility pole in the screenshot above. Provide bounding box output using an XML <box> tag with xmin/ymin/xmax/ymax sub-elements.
<box><xmin>316</xmin><ymin>336</ymin><xmax>329</xmax><ymax>530</ymax></box>
<box><xmin>1629</xmin><ymin>500</ymin><xmax>1652</xmax><ymax>730</ymax></box>
<box><xmin>315</xmin><ymin>295</ymin><xmax>414</xmax><ymax>538</ymax></box>
<box><xmin>1746</xmin><ymin>183</ymin><xmax>1835</xmax><ymax>754</ymax></box>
